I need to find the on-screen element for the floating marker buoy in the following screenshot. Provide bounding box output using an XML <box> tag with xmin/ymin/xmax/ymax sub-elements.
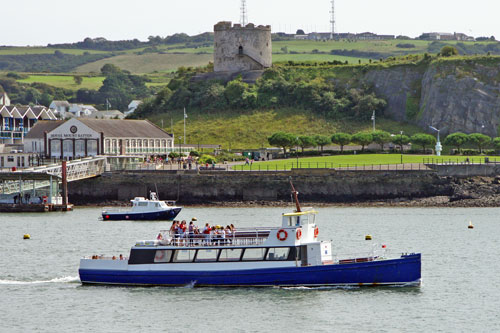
<box><xmin>468</xmin><ymin>221</ymin><xmax>474</xmax><ymax>229</ymax></box>
<box><xmin>365</xmin><ymin>234</ymin><xmax>372</xmax><ymax>240</ymax></box>
<box><xmin>23</xmin><ymin>234</ymin><xmax>31</xmax><ymax>239</ymax></box>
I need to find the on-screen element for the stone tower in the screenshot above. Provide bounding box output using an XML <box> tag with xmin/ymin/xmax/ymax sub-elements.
<box><xmin>213</xmin><ymin>21</ymin><xmax>272</xmax><ymax>72</ymax></box>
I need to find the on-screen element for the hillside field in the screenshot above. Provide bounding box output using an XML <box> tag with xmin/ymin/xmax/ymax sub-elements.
<box><xmin>148</xmin><ymin>108</ymin><xmax>423</xmax><ymax>149</ymax></box>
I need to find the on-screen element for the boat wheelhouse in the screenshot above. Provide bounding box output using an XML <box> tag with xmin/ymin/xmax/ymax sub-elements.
<box><xmin>81</xmin><ymin>185</ymin><xmax>421</xmax><ymax>287</ymax></box>
<box><xmin>102</xmin><ymin>192</ymin><xmax>181</xmax><ymax>221</ymax></box>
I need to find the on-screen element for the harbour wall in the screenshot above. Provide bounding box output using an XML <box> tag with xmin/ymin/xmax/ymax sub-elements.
<box><xmin>68</xmin><ymin>169</ymin><xmax>453</xmax><ymax>204</ymax></box>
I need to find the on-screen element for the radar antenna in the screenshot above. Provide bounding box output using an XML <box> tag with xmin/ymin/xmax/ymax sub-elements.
<box><xmin>240</xmin><ymin>0</ymin><xmax>248</xmax><ymax>26</ymax></box>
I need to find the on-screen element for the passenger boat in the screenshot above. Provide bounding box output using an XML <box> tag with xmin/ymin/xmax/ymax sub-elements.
<box><xmin>101</xmin><ymin>192</ymin><xmax>181</xmax><ymax>221</ymax></box>
<box><xmin>82</xmin><ymin>184</ymin><xmax>421</xmax><ymax>287</ymax></box>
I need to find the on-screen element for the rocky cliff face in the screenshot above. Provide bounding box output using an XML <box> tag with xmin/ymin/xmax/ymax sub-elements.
<box><xmin>362</xmin><ymin>58</ymin><xmax>500</xmax><ymax>136</ymax></box>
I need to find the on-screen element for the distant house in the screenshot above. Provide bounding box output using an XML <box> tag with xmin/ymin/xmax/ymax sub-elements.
<box><xmin>0</xmin><ymin>92</ymin><xmax>10</xmax><ymax>106</ymax></box>
<box><xmin>49</xmin><ymin>100</ymin><xmax>70</xmax><ymax>118</ymax></box>
<box><xmin>88</xmin><ymin>110</ymin><xmax>125</xmax><ymax>119</ymax></box>
<box><xmin>68</xmin><ymin>104</ymin><xmax>98</xmax><ymax>118</ymax></box>
<box><xmin>126</xmin><ymin>100</ymin><xmax>142</xmax><ymax>115</ymax></box>
<box><xmin>355</xmin><ymin>32</ymin><xmax>395</xmax><ymax>40</ymax></box>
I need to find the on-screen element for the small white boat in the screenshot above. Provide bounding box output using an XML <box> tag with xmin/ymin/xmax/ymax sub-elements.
<box><xmin>102</xmin><ymin>192</ymin><xmax>182</xmax><ymax>221</ymax></box>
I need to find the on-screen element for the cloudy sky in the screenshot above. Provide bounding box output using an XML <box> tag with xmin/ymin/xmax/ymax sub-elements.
<box><xmin>1</xmin><ymin>0</ymin><xmax>498</xmax><ymax>46</ymax></box>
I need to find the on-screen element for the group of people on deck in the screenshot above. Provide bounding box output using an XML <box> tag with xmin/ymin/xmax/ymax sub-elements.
<box><xmin>163</xmin><ymin>218</ymin><xmax>236</xmax><ymax>245</ymax></box>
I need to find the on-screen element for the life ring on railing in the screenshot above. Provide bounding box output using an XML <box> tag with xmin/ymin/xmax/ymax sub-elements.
<box><xmin>277</xmin><ymin>229</ymin><xmax>288</xmax><ymax>241</ymax></box>
<box><xmin>314</xmin><ymin>227</ymin><xmax>319</xmax><ymax>238</ymax></box>
<box><xmin>296</xmin><ymin>228</ymin><xmax>302</xmax><ymax>240</ymax></box>
<box><xmin>155</xmin><ymin>250</ymin><xmax>165</xmax><ymax>261</ymax></box>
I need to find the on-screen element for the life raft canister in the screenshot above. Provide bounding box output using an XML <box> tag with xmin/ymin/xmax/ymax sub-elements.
<box><xmin>296</xmin><ymin>228</ymin><xmax>302</xmax><ymax>240</ymax></box>
<box><xmin>314</xmin><ymin>226</ymin><xmax>319</xmax><ymax>238</ymax></box>
<box><xmin>277</xmin><ymin>229</ymin><xmax>288</xmax><ymax>241</ymax></box>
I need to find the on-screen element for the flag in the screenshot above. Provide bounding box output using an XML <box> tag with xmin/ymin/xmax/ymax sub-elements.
<box><xmin>106</xmin><ymin>99</ymin><xmax>111</xmax><ymax>108</ymax></box>
<box><xmin>371</xmin><ymin>111</ymin><xmax>375</xmax><ymax>121</ymax></box>
<box><xmin>184</xmin><ymin>108</ymin><xmax>188</xmax><ymax>119</ymax></box>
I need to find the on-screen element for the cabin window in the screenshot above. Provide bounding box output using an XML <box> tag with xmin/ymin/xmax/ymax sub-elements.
<box><xmin>195</xmin><ymin>249</ymin><xmax>219</xmax><ymax>262</ymax></box>
<box><xmin>172</xmin><ymin>249</ymin><xmax>196</xmax><ymax>262</ymax></box>
<box><xmin>219</xmin><ymin>248</ymin><xmax>242</xmax><ymax>262</ymax></box>
<box><xmin>138</xmin><ymin>202</ymin><xmax>148</xmax><ymax>207</ymax></box>
<box><xmin>242</xmin><ymin>248</ymin><xmax>266</xmax><ymax>261</ymax></box>
<box><xmin>266</xmin><ymin>248</ymin><xmax>290</xmax><ymax>261</ymax></box>
<box><xmin>154</xmin><ymin>250</ymin><xmax>173</xmax><ymax>263</ymax></box>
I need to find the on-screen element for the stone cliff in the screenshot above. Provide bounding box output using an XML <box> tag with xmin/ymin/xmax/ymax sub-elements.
<box><xmin>359</xmin><ymin>57</ymin><xmax>500</xmax><ymax>136</ymax></box>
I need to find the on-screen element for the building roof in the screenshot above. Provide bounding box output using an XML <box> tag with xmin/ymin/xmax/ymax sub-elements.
<box><xmin>78</xmin><ymin>119</ymin><xmax>172</xmax><ymax>138</ymax></box>
<box><xmin>51</xmin><ymin>100</ymin><xmax>70</xmax><ymax>107</ymax></box>
<box><xmin>24</xmin><ymin>120</ymin><xmax>65</xmax><ymax>139</ymax></box>
<box><xmin>87</xmin><ymin>110</ymin><xmax>125</xmax><ymax>119</ymax></box>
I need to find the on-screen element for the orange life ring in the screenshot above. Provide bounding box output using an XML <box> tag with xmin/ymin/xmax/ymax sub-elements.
<box><xmin>314</xmin><ymin>227</ymin><xmax>319</xmax><ymax>238</ymax></box>
<box><xmin>155</xmin><ymin>250</ymin><xmax>165</xmax><ymax>261</ymax></box>
<box><xmin>277</xmin><ymin>229</ymin><xmax>288</xmax><ymax>241</ymax></box>
<box><xmin>296</xmin><ymin>228</ymin><xmax>302</xmax><ymax>240</ymax></box>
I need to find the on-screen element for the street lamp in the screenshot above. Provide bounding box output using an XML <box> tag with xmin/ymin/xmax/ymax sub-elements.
<box><xmin>371</xmin><ymin>111</ymin><xmax>376</xmax><ymax>132</ymax></box>
<box><xmin>429</xmin><ymin>126</ymin><xmax>442</xmax><ymax>156</ymax></box>
<box><xmin>296</xmin><ymin>137</ymin><xmax>299</xmax><ymax>168</ymax></box>
<box><xmin>400</xmin><ymin>131</ymin><xmax>404</xmax><ymax>164</ymax></box>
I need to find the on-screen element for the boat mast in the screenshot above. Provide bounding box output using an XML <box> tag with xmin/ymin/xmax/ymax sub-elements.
<box><xmin>289</xmin><ymin>178</ymin><xmax>301</xmax><ymax>212</ymax></box>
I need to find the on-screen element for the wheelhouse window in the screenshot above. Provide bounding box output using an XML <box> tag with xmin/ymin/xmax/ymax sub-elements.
<box><xmin>172</xmin><ymin>249</ymin><xmax>195</xmax><ymax>262</ymax></box>
<box><xmin>242</xmin><ymin>248</ymin><xmax>266</xmax><ymax>261</ymax></box>
<box><xmin>195</xmin><ymin>249</ymin><xmax>218</xmax><ymax>262</ymax></box>
<box><xmin>154</xmin><ymin>250</ymin><xmax>173</xmax><ymax>263</ymax></box>
<box><xmin>266</xmin><ymin>248</ymin><xmax>290</xmax><ymax>261</ymax></box>
<box><xmin>219</xmin><ymin>248</ymin><xmax>242</xmax><ymax>262</ymax></box>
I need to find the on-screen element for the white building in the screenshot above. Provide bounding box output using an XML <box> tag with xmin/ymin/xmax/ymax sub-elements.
<box><xmin>126</xmin><ymin>100</ymin><xmax>142</xmax><ymax>115</ymax></box>
<box><xmin>68</xmin><ymin>104</ymin><xmax>98</xmax><ymax>118</ymax></box>
<box><xmin>0</xmin><ymin>92</ymin><xmax>11</xmax><ymax>106</ymax></box>
<box><xmin>49</xmin><ymin>100</ymin><xmax>71</xmax><ymax>118</ymax></box>
<box><xmin>24</xmin><ymin>118</ymin><xmax>175</xmax><ymax>159</ymax></box>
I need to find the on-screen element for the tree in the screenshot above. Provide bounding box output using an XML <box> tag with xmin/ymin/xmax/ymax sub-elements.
<box><xmin>371</xmin><ymin>130</ymin><xmax>391</xmax><ymax>151</ymax></box>
<box><xmin>313</xmin><ymin>135</ymin><xmax>331</xmax><ymax>152</ymax></box>
<box><xmin>444</xmin><ymin>132</ymin><xmax>468</xmax><ymax>154</ymax></box>
<box><xmin>100</xmin><ymin>63</ymin><xmax>122</xmax><ymax>76</ymax></box>
<box><xmin>351</xmin><ymin>132</ymin><xmax>373</xmax><ymax>152</ymax></box>
<box><xmin>440</xmin><ymin>46</ymin><xmax>459</xmax><ymax>57</ymax></box>
<box><xmin>392</xmin><ymin>134</ymin><xmax>410</xmax><ymax>151</ymax></box>
<box><xmin>411</xmin><ymin>134</ymin><xmax>436</xmax><ymax>153</ymax></box>
<box><xmin>73</xmin><ymin>75</ymin><xmax>83</xmax><ymax>85</ymax></box>
<box><xmin>493</xmin><ymin>137</ymin><xmax>500</xmax><ymax>153</ymax></box>
<box><xmin>467</xmin><ymin>133</ymin><xmax>491</xmax><ymax>153</ymax></box>
<box><xmin>331</xmin><ymin>133</ymin><xmax>352</xmax><ymax>153</ymax></box>
<box><xmin>268</xmin><ymin>132</ymin><xmax>297</xmax><ymax>157</ymax></box>
<box><xmin>297</xmin><ymin>136</ymin><xmax>316</xmax><ymax>153</ymax></box>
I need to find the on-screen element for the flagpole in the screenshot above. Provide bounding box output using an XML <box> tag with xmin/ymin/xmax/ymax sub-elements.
<box><xmin>183</xmin><ymin>107</ymin><xmax>186</xmax><ymax>145</ymax></box>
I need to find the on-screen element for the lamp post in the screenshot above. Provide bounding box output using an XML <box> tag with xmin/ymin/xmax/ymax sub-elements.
<box><xmin>178</xmin><ymin>136</ymin><xmax>183</xmax><ymax>154</ymax></box>
<box><xmin>371</xmin><ymin>111</ymin><xmax>376</xmax><ymax>132</ymax></box>
<box><xmin>400</xmin><ymin>131</ymin><xmax>403</xmax><ymax>164</ymax></box>
<box><xmin>296</xmin><ymin>137</ymin><xmax>299</xmax><ymax>168</ymax></box>
<box><xmin>429</xmin><ymin>126</ymin><xmax>442</xmax><ymax>156</ymax></box>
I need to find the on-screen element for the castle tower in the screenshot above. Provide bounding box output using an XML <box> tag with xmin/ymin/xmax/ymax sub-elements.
<box><xmin>213</xmin><ymin>21</ymin><xmax>272</xmax><ymax>72</ymax></box>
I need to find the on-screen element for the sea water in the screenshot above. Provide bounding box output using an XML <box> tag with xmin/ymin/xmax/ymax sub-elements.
<box><xmin>1</xmin><ymin>207</ymin><xmax>499</xmax><ymax>332</ymax></box>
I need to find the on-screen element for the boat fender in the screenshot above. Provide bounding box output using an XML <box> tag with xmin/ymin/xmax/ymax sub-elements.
<box><xmin>314</xmin><ymin>227</ymin><xmax>319</xmax><ymax>238</ymax></box>
<box><xmin>277</xmin><ymin>229</ymin><xmax>288</xmax><ymax>241</ymax></box>
<box><xmin>296</xmin><ymin>229</ymin><xmax>302</xmax><ymax>240</ymax></box>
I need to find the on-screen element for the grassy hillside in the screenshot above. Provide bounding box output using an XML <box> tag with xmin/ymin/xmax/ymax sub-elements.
<box><xmin>148</xmin><ymin>108</ymin><xmax>422</xmax><ymax>149</ymax></box>
<box><xmin>17</xmin><ymin>74</ymin><xmax>105</xmax><ymax>90</ymax></box>
<box><xmin>74</xmin><ymin>53</ymin><xmax>213</xmax><ymax>73</ymax></box>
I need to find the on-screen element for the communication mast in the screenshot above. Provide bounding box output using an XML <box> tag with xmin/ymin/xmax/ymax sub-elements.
<box><xmin>330</xmin><ymin>0</ymin><xmax>335</xmax><ymax>39</ymax></box>
<box><xmin>240</xmin><ymin>0</ymin><xmax>248</xmax><ymax>26</ymax></box>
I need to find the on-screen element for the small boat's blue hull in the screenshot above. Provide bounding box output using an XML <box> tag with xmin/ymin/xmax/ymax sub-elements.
<box><xmin>79</xmin><ymin>253</ymin><xmax>421</xmax><ymax>287</ymax></box>
<box><xmin>102</xmin><ymin>208</ymin><xmax>181</xmax><ymax>221</ymax></box>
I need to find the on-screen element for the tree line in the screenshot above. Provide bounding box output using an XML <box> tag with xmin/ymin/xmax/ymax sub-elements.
<box><xmin>267</xmin><ymin>131</ymin><xmax>500</xmax><ymax>156</ymax></box>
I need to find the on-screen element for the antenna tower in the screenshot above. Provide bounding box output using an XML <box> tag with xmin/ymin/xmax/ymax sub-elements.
<box><xmin>330</xmin><ymin>0</ymin><xmax>335</xmax><ymax>39</ymax></box>
<box><xmin>240</xmin><ymin>0</ymin><xmax>248</xmax><ymax>26</ymax></box>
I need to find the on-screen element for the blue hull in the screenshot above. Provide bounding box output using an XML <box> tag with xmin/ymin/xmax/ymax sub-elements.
<box><xmin>79</xmin><ymin>254</ymin><xmax>421</xmax><ymax>287</ymax></box>
<box><xmin>102</xmin><ymin>208</ymin><xmax>181</xmax><ymax>221</ymax></box>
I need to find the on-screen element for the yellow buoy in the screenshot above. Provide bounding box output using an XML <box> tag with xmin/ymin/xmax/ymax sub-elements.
<box><xmin>365</xmin><ymin>234</ymin><xmax>372</xmax><ymax>240</ymax></box>
<box><xmin>23</xmin><ymin>234</ymin><xmax>31</xmax><ymax>239</ymax></box>
<box><xmin>468</xmin><ymin>221</ymin><xmax>474</xmax><ymax>229</ymax></box>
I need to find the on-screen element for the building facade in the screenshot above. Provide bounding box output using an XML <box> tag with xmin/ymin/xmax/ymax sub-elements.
<box><xmin>24</xmin><ymin>118</ymin><xmax>175</xmax><ymax>159</ymax></box>
<box><xmin>214</xmin><ymin>21</ymin><xmax>272</xmax><ymax>72</ymax></box>
<box><xmin>0</xmin><ymin>105</ymin><xmax>57</xmax><ymax>144</ymax></box>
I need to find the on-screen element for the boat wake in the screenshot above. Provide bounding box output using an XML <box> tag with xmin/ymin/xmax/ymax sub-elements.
<box><xmin>281</xmin><ymin>285</ymin><xmax>360</xmax><ymax>291</ymax></box>
<box><xmin>183</xmin><ymin>280</ymin><xmax>197</xmax><ymax>288</ymax></box>
<box><xmin>0</xmin><ymin>275</ymin><xmax>80</xmax><ymax>285</ymax></box>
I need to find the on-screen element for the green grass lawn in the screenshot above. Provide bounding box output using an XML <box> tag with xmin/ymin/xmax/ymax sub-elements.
<box><xmin>0</xmin><ymin>47</ymin><xmax>107</xmax><ymax>55</ymax></box>
<box><xmin>233</xmin><ymin>154</ymin><xmax>499</xmax><ymax>170</ymax></box>
<box><xmin>74</xmin><ymin>53</ymin><xmax>213</xmax><ymax>74</ymax></box>
<box><xmin>148</xmin><ymin>108</ymin><xmax>423</xmax><ymax>149</ymax></box>
<box><xmin>17</xmin><ymin>74</ymin><xmax>105</xmax><ymax>90</ymax></box>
